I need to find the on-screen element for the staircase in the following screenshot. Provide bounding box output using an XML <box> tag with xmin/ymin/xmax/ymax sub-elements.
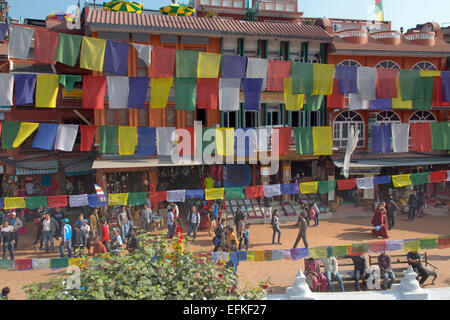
<box><xmin>242</xmin><ymin>0</ymin><xmax>260</xmax><ymax>21</ymax></box>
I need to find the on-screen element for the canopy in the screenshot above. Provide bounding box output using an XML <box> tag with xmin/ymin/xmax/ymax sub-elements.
<box><xmin>103</xmin><ymin>1</ymin><xmax>144</xmax><ymax>14</ymax></box>
<box><xmin>159</xmin><ymin>3</ymin><xmax>195</xmax><ymax>16</ymax></box>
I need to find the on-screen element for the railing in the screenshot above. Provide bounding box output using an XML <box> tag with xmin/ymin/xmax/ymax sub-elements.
<box><xmin>370</xmin><ymin>31</ymin><xmax>401</xmax><ymax>40</ymax></box>
<box><xmin>259</xmin><ymin>1</ymin><xmax>297</xmax><ymax>12</ymax></box>
<box><xmin>199</xmin><ymin>0</ymin><xmax>246</xmax><ymax>9</ymax></box>
<box><xmin>404</xmin><ymin>32</ymin><xmax>436</xmax><ymax>41</ymax></box>
<box><xmin>336</xmin><ymin>30</ymin><xmax>368</xmax><ymax>39</ymax></box>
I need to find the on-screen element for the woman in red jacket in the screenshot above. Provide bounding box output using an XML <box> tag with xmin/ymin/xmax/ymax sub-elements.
<box><xmin>100</xmin><ymin>219</ymin><xmax>110</xmax><ymax>250</ymax></box>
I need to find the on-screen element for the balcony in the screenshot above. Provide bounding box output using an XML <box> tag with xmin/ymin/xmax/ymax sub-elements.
<box><xmin>335</xmin><ymin>29</ymin><xmax>368</xmax><ymax>44</ymax></box>
<box><xmin>370</xmin><ymin>30</ymin><xmax>402</xmax><ymax>45</ymax></box>
<box><xmin>198</xmin><ymin>0</ymin><xmax>246</xmax><ymax>9</ymax></box>
<box><xmin>404</xmin><ymin>32</ymin><xmax>436</xmax><ymax>45</ymax></box>
<box><xmin>258</xmin><ymin>0</ymin><xmax>297</xmax><ymax>12</ymax></box>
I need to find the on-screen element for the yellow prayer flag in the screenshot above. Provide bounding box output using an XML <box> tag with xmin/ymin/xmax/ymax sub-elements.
<box><xmin>309</xmin><ymin>247</ymin><xmax>328</xmax><ymax>258</ymax></box>
<box><xmin>205</xmin><ymin>188</ymin><xmax>224</xmax><ymax>200</ymax></box>
<box><xmin>246</xmin><ymin>251</ymin><xmax>255</xmax><ymax>261</ymax></box>
<box><xmin>215</xmin><ymin>128</ymin><xmax>234</xmax><ymax>157</ymax></box>
<box><xmin>197</xmin><ymin>52</ymin><xmax>221</xmax><ymax>78</ymax></box>
<box><xmin>36</xmin><ymin>74</ymin><xmax>59</xmax><ymax>108</ymax></box>
<box><xmin>403</xmin><ymin>239</ymin><xmax>420</xmax><ymax>253</ymax></box>
<box><xmin>419</xmin><ymin>70</ymin><xmax>441</xmax><ymax>77</ymax></box>
<box><xmin>12</xmin><ymin>122</ymin><xmax>39</xmax><ymax>148</ymax></box>
<box><xmin>4</xmin><ymin>197</ymin><xmax>26</xmax><ymax>209</ymax></box>
<box><xmin>313</xmin><ymin>126</ymin><xmax>332</xmax><ymax>155</ymax></box>
<box><xmin>80</xmin><ymin>37</ymin><xmax>106</xmax><ymax>72</ymax></box>
<box><xmin>312</xmin><ymin>63</ymin><xmax>335</xmax><ymax>96</ymax></box>
<box><xmin>108</xmin><ymin>193</ymin><xmax>129</xmax><ymax>206</ymax></box>
<box><xmin>68</xmin><ymin>258</ymin><xmax>87</xmax><ymax>269</ymax></box>
<box><xmin>392</xmin><ymin>174</ymin><xmax>412</xmax><ymax>188</ymax></box>
<box><xmin>118</xmin><ymin>126</ymin><xmax>137</xmax><ymax>155</ymax></box>
<box><xmin>284</xmin><ymin>78</ymin><xmax>304</xmax><ymax>110</ymax></box>
<box><xmin>392</xmin><ymin>79</ymin><xmax>412</xmax><ymax>109</ymax></box>
<box><xmin>151</xmin><ymin>78</ymin><xmax>173</xmax><ymax>108</ymax></box>
<box><xmin>253</xmin><ymin>250</ymin><xmax>265</xmax><ymax>261</ymax></box>
<box><xmin>300</xmin><ymin>181</ymin><xmax>318</xmax><ymax>194</ymax></box>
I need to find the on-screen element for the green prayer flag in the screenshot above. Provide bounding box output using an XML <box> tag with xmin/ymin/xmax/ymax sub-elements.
<box><xmin>127</xmin><ymin>192</ymin><xmax>148</xmax><ymax>206</ymax></box>
<box><xmin>349</xmin><ymin>243</ymin><xmax>369</xmax><ymax>255</ymax></box>
<box><xmin>25</xmin><ymin>196</ymin><xmax>48</xmax><ymax>210</ymax></box>
<box><xmin>50</xmin><ymin>258</ymin><xmax>69</xmax><ymax>269</ymax></box>
<box><xmin>2</xmin><ymin>121</ymin><xmax>20</xmax><ymax>150</ymax></box>
<box><xmin>305</xmin><ymin>94</ymin><xmax>324</xmax><ymax>111</ymax></box>
<box><xmin>293</xmin><ymin>127</ymin><xmax>313</xmax><ymax>155</ymax></box>
<box><xmin>318</xmin><ymin>180</ymin><xmax>336</xmax><ymax>194</ymax></box>
<box><xmin>59</xmin><ymin>75</ymin><xmax>82</xmax><ymax>92</ymax></box>
<box><xmin>175</xmin><ymin>78</ymin><xmax>197</xmax><ymax>111</ymax></box>
<box><xmin>225</xmin><ymin>187</ymin><xmax>245</xmax><ymax>200</ymax></box>
<box><xmin>328</xmin><ymin>245</ymin><xmax>349</xmax><ymax>257</ymax></box>
<box><xmin>99</xmin><ymin>126</ymin><xmax>118</xmax><ymax>154</ymax></box>
<box><xmin>291</xmin><ymin>62</ymin><xmax>314</xmax><ymax>94</ymax></box>
<box><xmin>419</xmin><ymin>237</ymin><xmax>438</xmax><ymax>249</ymax></box>
<box><xmin>54</xmin><ymin>33</ymin><xmax>82</xmax><ymax>67</ymax></box>
<box><xmin>0</xmin><ymin>259</ymin><xmax>14</xmax><ymax>269</ymax></box>
<box><xmin>431</xmin><ymin>122</ymin><xmax>450</xmax><ymax>151</ymax></box>
<box><xmin>410</xmin><ymin>172</ymin><xmax>430</xmax><ymax>186</ymax></box>
<box><xmin>399</xmin><ymin>70</ymin><xmax>421</xmax><ymax>100</ymax></box>
<box><xmin>176</xmin><ymin>50</ymin><xmax>199</xmax><ymax>78</ymax></box>
<box><xmin>412</xmin><ymin>77</ymin><xmax>433</xmax><ymax>110</ymax></box>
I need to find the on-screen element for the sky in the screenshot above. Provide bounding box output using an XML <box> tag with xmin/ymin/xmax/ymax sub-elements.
<box><xmin>7</xmin><ymin>0</ymin><xmax>450</xmax><ymax>31</ymax></box>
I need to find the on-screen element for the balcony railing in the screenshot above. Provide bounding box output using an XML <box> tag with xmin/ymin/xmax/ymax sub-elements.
<box><xmin>199</xmin><ymin>0</ymin><xmax>246</xmax><ymax>9</ymax></box>
<box><xmin>336</xmin><ymin>30</ymin><xmax>368</xmax><ymax>39</ymax></box>
<box><xmin>259</xmin><ymin>1</ymin><xmax>297</xmax><ymax>12</ymax></box>
<box><xmin>404</xmin><ymin>32</ymin><xmax>436</xmax><ymax>41</ymax></box>
<box><xmin>370</xmin><ymin>31</ymin><xmax>401</xmax><ymax>40</ymax></box>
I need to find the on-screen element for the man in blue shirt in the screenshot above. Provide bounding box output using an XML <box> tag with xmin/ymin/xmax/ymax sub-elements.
<box><xmin>59</xmin><ymin>218</ymin><xmax>72</xmax><ymax>258</ymax></box>
<box><xmin>407</xmin><ymin>251</ymin><xmax>429</xmax><ymax>286</ymax></box>
<box><xmin>213</xmin><ymin>202</ymin><xmax>219</xmax><ymax>223</ymax></box>
<box><xmin>187</xmin><ymin>206</ymin><xmax>201</xmax><ymax>242</ymax></box>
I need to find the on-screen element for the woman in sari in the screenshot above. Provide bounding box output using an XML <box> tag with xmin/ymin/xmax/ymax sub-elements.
<box><xmin>371</xmin><ymin>202</ymin><xmax>389</xmax><ymax>239</ymax></box>
<box><xmin>304</xmin><ymin>258</ymin><xmax>327</xmax><ymax>292</ymax></box>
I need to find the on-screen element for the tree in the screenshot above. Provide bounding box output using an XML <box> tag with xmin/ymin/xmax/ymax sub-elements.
<box><xmin>23</xmin><ymin>232</ymin><xmax>267</xmax><ymax>300</ymax></box>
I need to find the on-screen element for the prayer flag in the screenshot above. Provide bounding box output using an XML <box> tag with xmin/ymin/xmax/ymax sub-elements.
<box><xmin>166</xmin><ymin>190</ymin><xmax>185</xmax><ymax>203</ymax></box>
<box><xmin>224</xmin><ymin>187</ymin><xmax>245</xmax><ymax>200</ymax></box>
<box><xmin>136</xmin><ymin>126</ymin><xmax>156</xmax><ymax>156</ymax></box>
<box><xmin>196</xmin><ymin>78</ymin><xmax>219</xmax><ymax>109</ymax></box>
<box><xmin>36</xmin><ymin>74</ymin><xmax>59</xmax><ymax>108</ymax></box>
<box><xmin>54</xmin><ymin>124</ymin><xmax>79</xmax><ymax>152</ymax></box>
<box><xmin>369</xmin><ymin>241</ymin><xmax>387</xmax><ymax>253</ymax></box>
<box><xmin>246</xmin><ymin>58</ymin><xmax>269</xmax><ymax>90</ymax></box>
<box><xmin>104</xmin><ymin>40</ymin><xmax>129</xmax><ymax>75</ymax></box>
<box><xmin>25</xmin><ymin>196</ymin><xmax>48</xmax><ymax>210</ymax></box>
<box><xmin>267</xmin><ymin>60</ymin><xmax>291</xmax><ymax>92</ymax></box>
<box><xmin>88</xmin><ymin>193</ymin><xmax>107</xmax><ymax>208</ymax></box>
<box><xmin>99</xmin><ymin>126</ymin><xmax>118</xmax><ymax>154</ymax></box>
<box><xmin>0</xmin><ymin>23</ymin><xmax>8</xmax><ymax>41</ymax></box>
<box><xmin>391</xmin><ymin>123</ymin><xmax>410</xmax><ymax>153</ymax></box>
<box><xmin>403</xmin><ymin>239</ymin><xmax>420</xmax><ymax>252</ymax></box>
<box><xmin>263</xmin><ymin>184</ymin><xmax>281</xmax><ymax>197</ymax></box>
<box><xmin>80</xmin><ymin>125</ymin><xmax>97</xmax><ymax>152</ymax></box>
<box><xmin>151</xmin><ymin>78</ymin><xmax>173</xmax><ymax>109</ymax></box>
<box><xmin>312</xmin><ymin>63</ymin><xmax>335</xmax><ymax>96</ymax></box>
<box><xmin>12</xmin><ymin>122</ymin><xmax>39</xmax><ymax>148</ymax></box>
<box><xmin>32</xmin><ymin>123</ymin><xmax>58</xmax><ymax>150</ymax></box>
<box><xmin>430</xmin><ymin>170</ymin><xmax>447</xmax><ymax>183</ymax></box>
<box><xmin>128</xmin><ymin>192</ymin><xmax>149</xmax><ymax>206</ymax></box>
<box><xmin>412</xmin><ymin>77</ymin><xmax>433</xmax><ymax>110</ymax></box>
<box><xmin>419</xmin><ymin>237</ymin><xmax>438</xmax><ymax>249</ymax></box>
<box><xmin>108</xmin><ymin>193</ymin><xmax>129</xmax><ymax>206</ymax></box>
<box><xmin>291</xmin><ymin>62</ymin><xmax>313</xmax><ymax>94</ymax></box>
<box><xmin>370</xmin><ymin>98</ymin><xmax>392</xmax><ymax>110</ymax></box>
<box><xmin>356</xmin><ymin>67</ymin><xmax>377</xmax><ymax>100</ymax></box>
<box><xmin>0</xmin><ymin>260</ymin><xmax>13</xmax><ymax>270</ymax></box>
<box><xmin>4</xmin><ymin>197</ymin><xmax>26</xmax><ymax>209</ymax></box>
<box><xmin>59</xmin><ymin>75</ymin><xmax>82</xmax><ymax>93</ymax></box>
<box><xmin>392</xmin><ymin>79</ymin><xmax>413</xmax><ymax>109</ymax></box>
<box><xmin>328</xmin><ymin>245</ymin><xmax>349</xmax><ymax>257</ymax></box>
<box><xmin>198</xmin><ymin>52</ymin><xmax>221</xmax><ymax>78</ymax></box>
<box><xmin>31</xmin><ymin>259</ymin><xmax>51</xmax><ymax>270</ymax></box>
<box><xmin>176</xmin><ymin>50</ymin><xmax>199</xmax><ymax>78</ymax></box>
<box><xmin>14</xmin><ymin>259</ymin><xmax>32</xmax><ymax>271</ymax></box>
<box><xmin>337</xmin><ymin>179</ymin><xmax>356</xmax><ymax>190</ymax></box>
<box><xmin>410</xmin><ymin>172</ymin><xmax>430</xmax><ymax>186</ymax></box>
<box><xmin>335</xmin><ymin>65</ymin><xmax>358</xmax><ymax>94</ymax></box>
<box><xmin>9</xmin><ymin>25</ymin><xmax>34</xmax><ymax>60</ymax></box>
<box><xmin>47</xmin><ymin>195</ymin><xmax>68</xmax><ymax>208</ymax></box>
<box><xmin>437</xmin><ymin>235</ymin><xmax>450</xmax><ymax>249</ymax></box>
<box><xmin>313</xmin><ymin>127</ymin><xmax>332</xmax><ymax>155</ymax></box>
<box><xmin>410</xmin><ymin>123</ymin><xmax>432</xmax><ymax>152</ymax></box>
<box><xmin>300</xmin><ymin>182</ymin><xmax>318</xmax><ymax>194</ymax></box>
<box><xmin>373</xmin><ymin>176</ymin><xmax>391</xmax><ymax>185</ymax></box>
<box><xmin>128</xmin><ymin>77</ymin><xmax>150</xmax><ymax>109</ymax></box>
<box><xmin>327</xmin><ymin>79</ymin><xmax>345</xmax><ymax>109</ymax></box>
<box><xmin>175</xmin><ymin>78</ymin><xmax>197</xmax><ymax>111</ymax></box>
<box><xmin>290</xmin><ymin>248</ymin><xmax>309</xmax><ymax>261</ymax></box>
<box><xmin>219</xmin><ymin>78</ymin><xmax>241</xmax><ymax>111</ymax></box>
<box><xmin>272</xmin><ymin>249</ymin><xmax>291</xmax><ymax>260</ymax></box>
<box><xmin>132</xmin><ymin>43</ymin><xmax>152</xmax><ymax>67</ymax></box>
<box><xmin>399</xmin><ymin>70</ymin><xmax>421</xmax><ymax>100</ymax></box>
<box><xmin>318</xmin><ymin>180</ymin><xmax>336</xmax><ymax>194</ymax></box>
<box><xmin>309</xmin><ymin>246</ymin><xmax>328</xmax><ymax>258</ymax></box>
<box><xmin>14</xmin><ymin>74</ymin><xmax>36</xmax><ymax>106</ymax></box>
<box><xmin>241</xmin><ymin>78</ymin><xmax>263</xmax><ymax>110</ymax></box>
<box><xmin>372</xmin><ymin>124</ymin><xmax>392</xmax><ymax>153</ymax></box>
<box><xmin>185</xmin><ymin>190</ymin><xmax>204</xmax><ymax>199</ymax></box>
<box><xmin>349</xmin><ymin>93</ymin><xmax>370</xmax><ymax>110</ymax></box>
<box><xmin>253</xmin><ymin>250</ymin><xmax>265</xmax><ymax>262</ymax></box>
<box><xmin>69</xmin><ymin>194</ymin><xmax>89</xmax><ymax>207</ymax></box>
<box><xmin>272</xmin><ymin>127</ymin><xmax>292</xmax><ymax>156</ymax></box>
<box><xmin>221</xmin><ymin>55</ymin><xmax>247</xmax><ymax>78</ymax></box>
<box><xmin>118</xmin><ymin>126</ymin><xmax>137</xmax><ymax>155</ymax></box>
<box><xmin>54</xmin><ymin>33</ymin><xmax>82</xmax><ymax>67</ymax></box>
<box><xmin>281</xmin><ymin>183</ymin><xmax>300</xmax><ymax>195</ymax></box>
<box><xmin>1</xmin><ymin>121</ymin><xmax>20</xmax><ymax>150</ymax></box>
<box><xmin>245</xmin><ymin>185</ymin><xmax>263</xmax><ymax>199</ymax></box>
<box><xmin>386</xmin><ymin>240</ymin><xmax>403</xmax><ymax>252</ymax></box>
<box><xmin>420</xmin><ymin>70</ymin><xmax>441</xmax><ymax>77</ymax></box>
<box><xmin>356</xmin><ymin>177</ymin><xmax>374</xmax><ymax>189</ymax></box>
<box><xmin>156</xmin><ymin>127</ymin><xmax>176</xmax><ymax>156</ymax></box>
<box><xmin>205</xmin><ymin>188</ymin><xmax>225</xmax><ymax>200</ymax></box>
<box><xmin>293</xmin><ymin>127</ymin><xmax>313</xmax><ymax>155</ymax></box>
<box><xmin>392</xmin><ymin>174</ymin><xmax>412</xmax><ymax>188</ymax></box>
<box><xmin>82</xmin><ymin>76</ymin><xmax>106</xmax><ymax>109</ymax></box>
<box><xmin>150</xmin><ymin>47</ymin><xmax>175</xmax><ymax>77</ymax></box>
<box><xmin>264</xmin><ymin>250</ymin><xmax>273</xmax><ymax>261</ymax></box>
<box><xmin>376</xmin><ymin>68</ymin><xmax>398</xmax><ymax>98</ymax></box>
<box><xmin>441</xmin><ymin>71</ymin><xmax>450</xmax><ymax>102</ymax></box>
<box><xmin>34</xmin><ymin>29</ymin><xmax>58</xmax><ymax>64</ymax></box>
<box><xmin>431</xmin><ymin>122</ymin><xmax>450</xmax><ymax>151</ymax></box>
<box><xmin>305</xmin><ymin>94</ymin><xmax>324</xmax><ymax>112</ymax></box>
<box><xmin>348</xmin><ymin>243</ymin><xmax>369</xmax><ymax>256</ymax></box>
<box><xmin>432</xmin><ymin>76</ymin><xmax>450</xmax><ymax>107</ymax></box>
<box><xmin>216</xmin><ymin>128</ymin><xmax>235</xmax><ymax>157</ymax></box>
<box><xmin>283</xmin><ymin>78</ymin><xmax>304</xmax><ymax>110</ymax></box>
<box><xmin>80</xmin><ymin>37</ymin><xmax>107</xmax><ymax>72</ymax></box>
<box><xmin>68</xmin><ymin>258</ymin><xmax>87</xmax><ymax>269</ymax></box>
<box><xmin>107</xmin><ymin>76</ymin><xmax>129</xmax><ymax>109</ymax></box>
<box><xmin>50</xmin><ymin>258</ymin><xmax>69</xmax><ymax>269</ymax></box>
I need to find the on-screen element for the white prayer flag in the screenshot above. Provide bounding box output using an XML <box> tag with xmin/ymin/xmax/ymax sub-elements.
<box><xmin>219</xmin><ymin>78</ymin><xmax>241</xmax><ymax>111</ymax></box>
<box><xmin>349</xmin><ymin>93</ymin><xmax>369</xmax><ymax>110</ymax></box>
<box><xmin>107</xmin><ymin>76</ymin><xmax>129</xmax><ymax>109</ymax></box>
<box><xmin>54</xmin><ymin>124</ymin><xmax>79</xmax><ymax>152</ymax></box>
<box><xmin>356</xmin><ymin>67</ymin><xmax>377</xmax><ymax>100</ymax></box>
<box><xmin>156</xmin><ymin>127</ymin><xmax>176</xmax><ymax>156</ymax></box>
<box><xmin>392</xmin><ymin>123</ymin><xmax>410</xmax><ymax>153</ymax></box>
<box><xmin>246</xmin><ymin>58</ymin><xmax>269</xmax><ymax>90</ymax></box>
<box><xmin>31</xmin><ymin>259</ymin><xmax>51</xmax><ymax>270</ymax></box>
<box><xmin>69</xmin><ymin>194</ymin><xmax>89</xmax><ymax>207</ymax></box>
<box><xmin>0</xmin><ymin>73</ymin><xmax>14</xmax><ymax>106</ymax></box>
<box><xmin>132</xmin><ymin>43</ymin><xmax>152</xmax><ymax>67</ymax></box>
<box><xmin>9</xmin><ymin>25</ymin><xmax>35</xmax><ymax>60</ymax></box>
<box><xmin>263</xmin><ymin>184</ymin><xmax>281</xmax><ymax>197</ymax></box>
<box><xmin>356</xmin><ymin>177</ymin><xmax>374</xmax><ymax>189</ymax></box>
<box><xmin>166</xmin><ymin>190</ymin><xmax>186</xmax><ymax>203</ymax></box>
<box><xmin>257</xmin><ymin>128</ymin><xmax>272</xmax><ymax>152</ymax></box>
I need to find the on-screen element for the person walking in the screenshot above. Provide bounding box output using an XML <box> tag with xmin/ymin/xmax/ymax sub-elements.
<box><xmin>186</xmin><ymin>206</ymin><xmax>201</xmax><ymax>242</ymax></box>
<box><xmin>371</xmin><ymin>202</ymin><xmax>389</xmax><ymax>239</ymax></box>
<box><xmin>407</xmin><ymin>190</ymin><xmax>418</xmax><ymax>221</ymax></box>
<box><xmin>238</xmin><ymin>220</ymin><xmax>250</xmax><ymax>251</ymax></box>
<box><xmin>271</xmin><ymin>210</ymin><xmax>282</xmax><ymax>245</ymax></box>
<box><xmin>1</xmin><ymin>221</ymin><xmax>15</xmax><ymax>260</ymax></box>
<box><xmin>213</xmin><ymin>219</ymin><xmax>226</xmax><ymax>252</ymax></box>
<box><xmin>263</xmin><ymin>196</ymin><xmax>273</xmax><ymax>224</ymax></box>
<box><xmin>32</xmin><ymin>211</ymin><xmax>46</xmax><ymax>251</ymax></box>
<box><xmin>208</xmin><ymin>206</ymin><xmax>216</xmax><ymax>237</ymax></box>
<box><xmin>385</xmin><ymin>197</ymin><xmax>398</xmax><ymax>230</ymax></box>
<box><xmin>417</xmin><ymin>192</ymin><xmax>425</xmax><ymax>218</ymax></box>
<box><xmin>378</xmin><ymin>252</ymin><xmax>396</xmax><ymax>290</ymax></box>
<box><xmin>292</xmin><ymin>213</ymin><xmax>309</xmax><ymax>248</ymax></box>
<box><xmin>166</xmin><ymin>206</ymin><xmax>175</xmax><ymax>238</ymax></box>
<box><xmin>140</xmin><ymin>203</ymin><xmax>153</xmax><ymax>232</ymax></box>
<box><xmin>42</xmin><ymin>213</ymin><xmax>58</xmax><ymax>253</ymax></box>
<box><xmin>235</xmin><ymin>206</ymin><xmax>246</xmax><ymax>237</ymax></box>
<box><xmin>71</xmin><ymin>224</ymin><xmax>87</xmax><ymax>257</ymax></box>
<box><xmin>59</xmin><ymin>219</ymin><xmax>72</xmax><ymax>258</ymax></box>
<box><xmin>89</xmin><ymin>209</ymin><xmax>101</xmax><ymax>240</ymax></box>
<box><xmin>81</xmin><ymin>219</ymin><xmax>91</xmax><ymax>253</ymax></box>
<box><xmin>321</xmin><ymin>256</ymin><xmax>345</xmax><ymax>292</ymax></box>
<box><xmin>8</xmin><ymin>211</ymin><xmax>22</xmax><ymax>250</ymax></box>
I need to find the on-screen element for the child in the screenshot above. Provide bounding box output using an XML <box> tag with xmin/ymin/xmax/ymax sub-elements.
<box><xmin>239</xmin><ymin>222</ymin><xmax>250</xmax><ymax>251</ymax></box>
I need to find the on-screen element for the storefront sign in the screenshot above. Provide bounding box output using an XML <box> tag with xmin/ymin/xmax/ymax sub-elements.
<box><xmin>62</xmin><ymin>88</ymin><xmax>83</xmax><ymax>100</ymax></box>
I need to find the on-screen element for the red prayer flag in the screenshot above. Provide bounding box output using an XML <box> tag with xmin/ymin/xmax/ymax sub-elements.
<box><xmin>266</xmin><ymin>60</ymin><xmax>292</xmax><ymax>92</ymax></box>
<box><xmin>149</xmin><ymin>47</ymin><xmax>176</xmax><ymax>77</ymax></box>
<box><xmin>376</xmin><ymin>68</ymin><xmax>398</xmax><ymax>98</ymax></box>
<box><xmin>369</xmin><ymin>241</ymin><xmax>387</xmax><ymax>253</ymax></box>
<box><xmin>80</xmin><ymin>125</ymin><xmax>98</xmax><ymax>152</ymax></box>
<box><xmin>438</xmin><ymin>235</ymin><xmax>450</xmax><ymax>249</ymax></box>
<box><xmin>34</xmin><ymin>29</ymin><xmax>59</xmax><ymax>64</ymax></box>
<box><xmin>82</xmin><ymin>76</ymin><xmax>106</xmax><ymax>109</ymax></box>
<box><xmin>327</xmin><ymin>78</ymin><xmax>345</xmax><ymax>109</ymax></box>
<box><xmin>429</xmin><ymin>170</ymin><xmax>447</xmax><ymax>183</ymax></box>
<box><xmin>432</xmin><ymin>77</ymin><xmax>450</xmax><ymax>107</ymax></box>
<box><xmin>410</xmin><ymin>123</ymin><xmax>432</xmax><ymax>152</ymax></box>
<box><xmin>245</xmin><ymin>185</ymin><xmax>263</xmax><ymax>199</ymax></box>
<box><xmin>337</xmin><ymin>178</ymin><xmax>357</xmax><ymax>190</ymax></box>
<box><xmin>197</xmin><ymin>78</ymin><xmax>219</xmax><ymax>109</ymax></box>
<box><xmin>177</xmin><ymin>127</ymin><xmax>196</xmax><ymax>157</ymax></box>
<box><xmin>149</xmin><ymin>191</ymin><xmax>167</xmax><ymax>204</ymax></box>
<box><xmin>47</xmin><ymin>195</ymin><xmax>68</xmax><ymax>208</ymax></box>
<box><xmin>272</xmin><ymin>127</ymin><xmax>292</xmax><ymax>156</ymax></box>
<box><xmin>14</xmin><ymin>259</ymin><xmax>32</xmax><ymax>270</ymax></box>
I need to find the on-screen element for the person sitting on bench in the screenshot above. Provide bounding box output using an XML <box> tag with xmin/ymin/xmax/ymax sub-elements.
<box><xmin>407</xmin><ymin>250</ymin><xmax>429</xmax><ymax>287</ymax></box>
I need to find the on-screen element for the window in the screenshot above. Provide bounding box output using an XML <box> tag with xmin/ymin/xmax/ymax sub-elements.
<box><xmin>196</xmin><ymin>109</ymin><xmax>206</xmax><ymax>126</ymax></box>
<box><xmin>375</xmin><ymin>60</ymin><xmax>400</xmax><ymax>69</ymax></box>
<box><xmin>333</xmin><ymin>111</ymin><xmax>365</xmax><ymax>148</ymax></box>
<box><xmin>222</xmin><ymin>111</ymin><xmax>239</xmax><ymax>128</ymax></box>
<box><xmin>290</xmin><ymin>110</ymin><xmax>321</xmax><ymax>127</ymax></box>
<box><xmin>245</xmin><ymin>111</ymin><xmax>259</xmax><ymax>128</ymax></box>
<box><xmin>408</xmin><ymin>110</ymin><xmax>437</xmax><ymax>146</ymax></box>
<box><xmin>412</xmin><ymin>61</ymin><xmax>437</xmax><ymax>71</ymax></box>
<box><xmin>337</xmin><ymin>60</ymin><xmax>361</xmax><ymax>67</ymax></box>
<box><xmin>376</xmin><ymin>110</ymin><xmax>401</xmax><ymax>125</ymax></box>
<box><xmin>266</xmin><ymin>104</ymin><xmax>282</xmax><ymax>126</ymax></box>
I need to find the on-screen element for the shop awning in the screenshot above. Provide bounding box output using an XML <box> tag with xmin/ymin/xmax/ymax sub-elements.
<box><xmin>333</xmin><ymin>156</ymin><xmax>450</xmax><ymax>169</ymax></box>
<box><xmin>92</xmin><ymin>158</ymin><xmax>203</xmax><ymax>169</ymax></box>
<box><xmin>62</xmin><ymin>158</ymin><xmax>95</xmax><ymax>176</ymax></box>
<box><xmin>15</xmin><ymin>160</ymin><xmax>59</xmax><ymax>175</ymax></box>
